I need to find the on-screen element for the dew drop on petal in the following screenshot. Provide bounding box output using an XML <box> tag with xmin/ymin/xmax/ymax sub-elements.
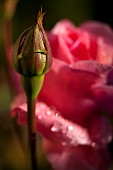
<box><xmin>92</xmin><ymin>142</ymin><xmax>96</xmax><ymax>147</ymax></box>
<box><xmin>51</xmin><ymin>121</ymin><xmax>61</xmax><ymax>132</ymax></box>
<box><xmin>45</xmin><ymin>110</ymin><xmax>51</xmax><ymax>116</ymax></box>
<box><xmin>67</xmin><ymin>125</ymin><xmax>74</xmax><ymax>131</ymax></box>
<box><xmin>107</xmin><ymin>135</ymin><xmax>112</xmax><ymax>143</ymax></box>
<box><xmin>62</xmin><ymin>129</ymin><xmax>66</xmax><ymax>134</ymax></box>
<box><xmin>51</xmin><ymin>126</ymin><xmax>58</xmax><ymax>132</ymax></box>
<box><xmin>37</xmin><ymin>114</ymin><xmax>42</xmax><ymax>120</ymax></box>
<box><xmin>62</xmin><ymin>142</ymin><xmax>67</xmax><ymax>146</ymax></box>
<box><xmin>21</xmin><ymin>103</ymin><xmax>27</xmax><ymax>111</ymax></box>
<box><xmin>55</xmin><ymin>112</ymin><xmax>60</xmax><ymax>117</ymax></box>
<box><xmin>23</xmin><ymin>103</ymin><xmax>27</xmax><ymax>107</ymax></box>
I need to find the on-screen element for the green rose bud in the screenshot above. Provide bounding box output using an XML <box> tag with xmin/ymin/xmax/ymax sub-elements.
<box><xmin>12</xmin><ymin>9</ymin><xmax>52</xmax><ymax>99</ymax></box>
<box><xmin>12</xmin><ymin>9</ymin><xmax>52</xmax><ymax>77</ymax></box>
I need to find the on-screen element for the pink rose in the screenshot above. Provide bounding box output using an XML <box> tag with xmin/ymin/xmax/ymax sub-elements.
<box><xmin>11</xmin><ymin>20</ymin><xmax>113</xmax><ymax>170</ymax></box>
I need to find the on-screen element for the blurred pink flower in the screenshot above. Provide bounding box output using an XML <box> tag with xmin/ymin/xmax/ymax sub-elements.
<box><xmin>11</xmin><ymin>20</ymin><xmax>113</xmax><ymax>170</ymax></box>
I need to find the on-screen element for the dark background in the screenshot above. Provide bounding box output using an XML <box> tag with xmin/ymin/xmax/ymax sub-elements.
<box><xmin>12</xmin><ymin>0</ymin><xmax>113</xmax><ymax>40</ymax></box>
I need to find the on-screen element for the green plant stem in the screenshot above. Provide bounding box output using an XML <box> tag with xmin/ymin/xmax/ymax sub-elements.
<box><xmin>20</xmin><ymin>75</ymin><xmax>44</xmax><ymax>170</ymax></box>
<box><xmin>27</xmin><ymin>96</ymin><xmax>37</xmax><ymax>170</ymax></box>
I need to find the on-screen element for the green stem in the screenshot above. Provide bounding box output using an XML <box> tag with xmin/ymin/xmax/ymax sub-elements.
<box><xmin>21</xmin><ymin>75</ymin><xmax>44</xmax><ymax>170</ymax></box>
<box><xmin>27</xmin><ymin>96</ymin><xmax>37</xmax><ymax>170</ymax></box>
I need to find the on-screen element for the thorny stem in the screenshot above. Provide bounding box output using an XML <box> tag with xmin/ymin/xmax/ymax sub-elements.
<box><xmin>27</xmin><ymin>97</ymin><xmax>37</xmax><ymax>170</ymax></box>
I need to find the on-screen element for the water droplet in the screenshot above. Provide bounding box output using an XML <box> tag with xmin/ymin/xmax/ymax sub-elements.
<box><xmin>51</xmin><ymin>121</ymin><xmax>61</xmax><ymax>132</ymax></box>
<box><xmin>67</xmin><ymin>125</ymin><xmax>73</xmax><ymax>131</ymax></box>
<box><xmin>62</xmin><ymin>142</ymin><xmax>66</xmax><ymax>146</ymax></box>
<box><xmin>92</xmin><ymin>142</ymin><xmax>96</xmax><ymax>147</ymax></box>
<box><xmin>23</xmin><ymin>103</ymin><xmax>27</xmax><ymax>107</ymax></box>
<box><xmin>62</xmin><ymin>129</ymin><xmax>66</xmax><ymax>134</ymax></box>
<box><xmin>55</xmin><ymin>112</ymin><xmax>60</xmax><ymax>117</ymax></box>
<box><xmin>37</xmin><ymin>114</ymin><xmax>42</xmax><ymax>119</ymax></box>
<box><xmin>107</xmin><ymin>135</ymin><xmax>112</xmax><ymax>142</ymax></box>
<box><xmin>46</xmin><ymin>110</ymin><xmax>51</xmax><ymax>116</ymax></box>
<box><xmin>51</xmin><ymin>126</ymin><xmax>58</xmax><ymax>132</ymax></box>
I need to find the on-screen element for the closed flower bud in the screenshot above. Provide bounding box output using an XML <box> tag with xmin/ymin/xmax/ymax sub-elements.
<box><xmin>12</xmin><ymin>10</ymin><xmax>52</xmax><ymax>77</ymax></box>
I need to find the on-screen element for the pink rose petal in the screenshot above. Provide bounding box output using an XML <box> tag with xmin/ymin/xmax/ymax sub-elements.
<box><xmin>43</xmin><ymin>139</ymin><xmax>111</xmax><ymax>170</ymax></box>
<box><xmin>80</xmin><ymin>21</ymin><xmax>113</xmax><ymax>45</ymax></box>
<box><xmin>80</xmin><ymin>21</ymin><xmax>113</xmax><ymax>65</ymax></box>
<box><xmin>35</xmin><ymin>103</ymin><xmax>92</xmax><ymax>146</ymax></box>
<box><xmin>50</xmin><ymin>20</ymin><xmax>76</xmax><ymax>36</ymax></box>
<box><xmin>11</xmin><ymin>96</ymin><xmax>92</xmax><ymax>146</ymax></box>
<box><xmin>96</xmin><ymin>38</ymin><xmax>113</xmax><ymax>65</ymax></box>
<box><xmin>39</xmin><ymin>58</ymin><xmax>103</xmax><ymax>123</ymax></box>
<box><xmin>71</xmin><ymin>60</ymin><xmax>113</xmax><ymax>75</ymax></box>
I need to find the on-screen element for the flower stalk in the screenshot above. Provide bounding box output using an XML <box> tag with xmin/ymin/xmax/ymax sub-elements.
<box><xmin>12</xmin><ymin>9</ymin><xmax>52</xmax><ymax>170</ymax></box>
<box><xmin>20</xmin><ymin>75</ymin><xmax>44</xmax><ymax>169</ymax></box>
<box><xmin>27</xmin><ymin>96</ymin><xmax>37</xmax><ymax>169</ymax></box>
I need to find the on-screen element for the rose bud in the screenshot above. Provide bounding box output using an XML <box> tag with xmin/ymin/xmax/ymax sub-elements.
<box><xmin>12</xmin><ymin>9</ymin><xmax>52</xmax><ymax>99</ymax></box>
<box><xmin>12</xmin><ymin>10</ymin><xmax>52</xmax><ymax>77</ymax></box>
